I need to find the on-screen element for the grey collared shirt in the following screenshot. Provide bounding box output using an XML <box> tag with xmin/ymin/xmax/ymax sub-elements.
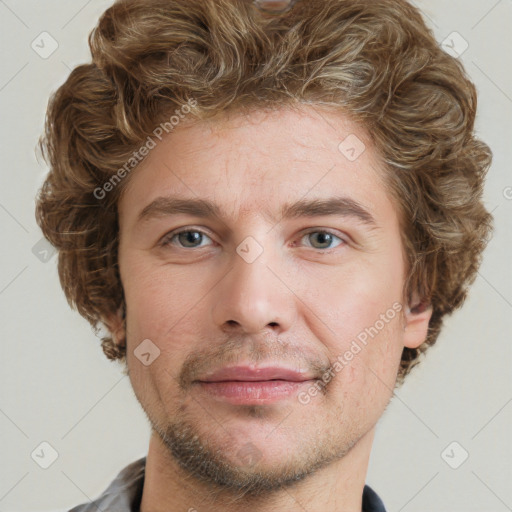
<box><xmin>68</xmin><ymin>457</ymin><xmax>386</xmax><ymax>512</ymax></box>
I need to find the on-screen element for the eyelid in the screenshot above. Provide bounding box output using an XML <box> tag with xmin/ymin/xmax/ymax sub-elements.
<box><xmin>159</xmin><ymin>226</ymin><xmax>215</xmax><ymax>247</ymax></box>
<box><xmin>300</xmin><ymin>227</ymin><xmax>347</xmax><ymax>240</ymax></box>
<box><xmin>297</xmin><ymin>228</ymin><xmax>347</xmax><ymax>250</ymax></box>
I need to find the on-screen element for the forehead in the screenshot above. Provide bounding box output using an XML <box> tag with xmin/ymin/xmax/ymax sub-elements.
<box><xmin>118</xmin><ymin>106</ymin><xmax>396</xmax><ymax>227</ymax></box>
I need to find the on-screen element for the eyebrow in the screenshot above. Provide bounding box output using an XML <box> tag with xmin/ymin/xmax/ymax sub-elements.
<box><xmin>137</xmin><ymin>195</ymin><xmax>378</xmax><ymax>228</ymax></box>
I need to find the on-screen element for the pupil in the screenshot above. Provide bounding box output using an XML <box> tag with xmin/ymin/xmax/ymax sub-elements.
<box><xmin>180</xmin><ymin>231</ymin><xmax>201</xmax><ymax>247</ymax></box>
<box><xmin>314</xmin><ymin>232</ymin><xmax>331</xmax><ymax>248</ymax></box>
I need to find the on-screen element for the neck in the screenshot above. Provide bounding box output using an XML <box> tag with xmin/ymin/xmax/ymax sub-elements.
<box><xmin>140</xmin><ymin>428</ymin><xmax>374</xmax><ymax>512</ymax></box>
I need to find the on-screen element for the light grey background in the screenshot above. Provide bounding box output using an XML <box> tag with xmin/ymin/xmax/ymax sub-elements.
<box><xmin>0</xmin><ymin>1</ymin><xmax>510</xmax><ymax>511</ymax></box>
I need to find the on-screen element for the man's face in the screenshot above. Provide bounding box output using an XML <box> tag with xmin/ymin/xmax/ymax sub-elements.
<box><xmin>116</xmin><ymin>106</ymin><xmax>429</xmax><ymax>493</ymax></box>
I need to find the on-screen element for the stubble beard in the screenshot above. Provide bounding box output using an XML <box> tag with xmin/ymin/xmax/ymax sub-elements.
<box><xmin>152</xmin><ymin>407</ymin><xmax>357</xmax><ymax>499</ymax></box>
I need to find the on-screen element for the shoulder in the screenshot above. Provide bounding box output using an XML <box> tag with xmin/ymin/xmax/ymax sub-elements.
<box><xmin>65</xmin><ymin>457</ymin><xmax>146</xmax><ymax>512</ymax></box>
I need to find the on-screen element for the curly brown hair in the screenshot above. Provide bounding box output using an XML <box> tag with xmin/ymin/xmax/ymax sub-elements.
<box><xmin>35</xmin><ymin>0</ymin><xmax>493</xmax><ymax>381</ymax></box>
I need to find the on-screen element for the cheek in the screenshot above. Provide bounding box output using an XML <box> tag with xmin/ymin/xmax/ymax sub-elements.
<box><xmin>121</xmin><ymin>256</ymin><xmax>215</xmax><ymax>340</ymax></box>
<box><xmin>325</xmin><ymin>315</ymin><xmax>404</xmax><ymax>427</ymax></box>
<box><xmin>304</xmin><ymin>252</ymin><xmax>405</xmax><ymax>398</ymax></box>
<box><xmin>302</xmin><ymin>253</ymin><xmax>404</xmax><ymax>344</ymax></box>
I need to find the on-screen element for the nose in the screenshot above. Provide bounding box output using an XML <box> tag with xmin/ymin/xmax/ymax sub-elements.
<box><xmin>211</xmin><ymin>239</ymin><xmax>296</xmax><ymax>336</ymax></box>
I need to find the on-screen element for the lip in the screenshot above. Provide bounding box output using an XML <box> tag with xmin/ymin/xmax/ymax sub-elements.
<box><xmin>195</xmin><ymin>365</ymin><xmax>317</xmax><ymax>405</ymax></box>
<box><xmin>198</xmin><ymin>365</ymin><xmax>315</xmax><ymax>382</ymax></box>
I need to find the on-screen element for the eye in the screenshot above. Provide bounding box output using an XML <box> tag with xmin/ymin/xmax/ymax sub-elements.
<box><xmin>300</xmin><ymin>230</ymin><xmax>345</xmax><ymax>250</ymax></box>
<box><xmin>160</xmin><ymin>228</ymin><xmax>346</xmax><ymax>251</ymax></box>
<box><xmin>160</xmin><ymin>228</ymin><xmax>214</xmax><ymax>249</ymax></box>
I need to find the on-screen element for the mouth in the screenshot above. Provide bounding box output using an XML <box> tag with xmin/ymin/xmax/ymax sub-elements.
<box><xmin>195</xmin><ymin>365</ymin><xmax>317</xmax><ymax>405</ymax></box>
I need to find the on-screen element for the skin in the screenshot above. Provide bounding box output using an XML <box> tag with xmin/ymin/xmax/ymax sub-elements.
<box><xmin>108</xmin><ymin>106</ymin><xmax>432</xmax><ymax>512</ymax></box>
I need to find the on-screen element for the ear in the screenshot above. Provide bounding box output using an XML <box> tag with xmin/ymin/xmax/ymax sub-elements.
<box><xmin>403</xmin><ymin>293</ymin><xmax>433</xmax><ymax>349</ymax></box>
<box><xmin>103</xmin><ymin>306</ymin><xmax>126</xmax><ymax>348</ymax></box>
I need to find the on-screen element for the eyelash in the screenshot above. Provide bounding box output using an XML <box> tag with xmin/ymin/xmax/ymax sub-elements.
<box><xmin>160</xmin><ymin>227</ymin><xmax>346</xmax><ymax>251</ymax></box>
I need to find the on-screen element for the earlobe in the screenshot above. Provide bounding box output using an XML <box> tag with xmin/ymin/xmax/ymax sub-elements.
<box><xmin>403</xmin><ymin>299</ymin><xmax>433</xmax><ymax>349</ymax></box>
<box><xmin>104</xmin><ymin>305</ymin><xmax>126</xmax><ymax>348</ymax></box>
